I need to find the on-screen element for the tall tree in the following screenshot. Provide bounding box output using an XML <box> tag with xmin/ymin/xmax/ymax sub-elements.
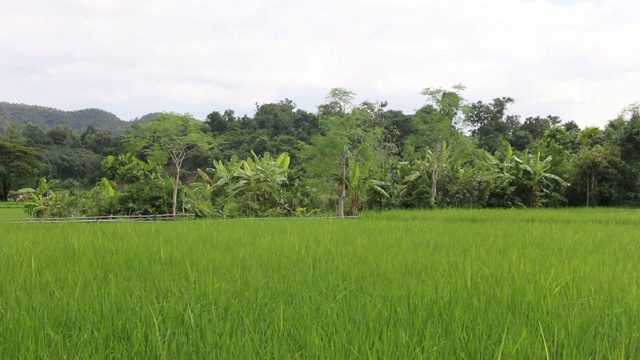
<box><xmin>305</xmin><ymin>89</ymin><xmax>384</xmax><ymax>217</ymax></box>
<box><xmin>512</xmin><ymin>115</ymin><xmax>562</xmax><ymax>151</ymax></box>
<box><xmin>0</xmin><ymin>141</ymin><xmax>42</xmax><ymax>201</ymax></box>
<box><xmin>46</xmin><ymin>125</ymin><xmax>79</xmax><ymax>147</ymax></box>
<box><xmin>1</xmin><ymin>123</ymin><xmax>28</xmax><ymax>145</ymax></box>
<box><xmin>419</xmin><ymin>85</ymin><xmax>467</xmax><ymax>206</ymax></box>
<box><xmin>22</xmin><ymin>123</ymin><xmax>50</xmax><ymax>146</ymax></box>
<box><xmin>466</xmin><ymin>97</ymin><xmax>520</xmax><ymax>153</ymax></box>
<box><xmin>567</xmin><ymin>145</ymin><xmax>623</xmax><ymax>206</ymax></box>
<box><xmin>124</xmin><ymin>113</ymin><xmax>213</xmax><ymax>215</ymax></box>
<box><xmin>81</xmin><ymin>125</ymin><xmax>121</xmax><ymax>155</ymax></box>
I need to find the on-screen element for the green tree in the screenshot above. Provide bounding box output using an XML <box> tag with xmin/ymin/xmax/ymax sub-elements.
<box><xmin>102</xmin><ymin>153</ymin><xmax>164</xmax><ymax>185</ymax></box>
<box><xmin>536</xmin><ymin>125</ymin><xmax>580</xmax><ymax>205</ymax></box>
<box><xmin>46</xmin><ymin>125</ymin><xmax>79</xmax><ymax>147</ymax></box>
<box><xmin>405</xmin><ymin>144</ymin><xmax>452</xmax><ymax>208</ymax></box>
<box><xmin>578</xmin><ymin>127</ymin><xmax>605</xmax><ymax>148</ymax></box>
<box><xmin>81</xmin><ymin>125</ymin><xmax>121</xmax><ymax>155</ymax></box>
<box><xmin>253</xmin><ymin>99</ymin><xmax>296</xmax><ymax>137</ymax></box>
<box><xmin>101</xmin><ymin>153</ymin><xmax>175</xmax><ymax>215</ymax></box>
<box><xmin>418</xmin><ymin>85</ymin><xmax>467</xmax><ymax>206</ymax></box>
<box><xmin>37</xmin><ymin>146</ymin><xmax>102</xmax><ymax>184</ymax></box>
<box><xmin>512</xmin><ymin>115</ymin><xmax>562</xmax><ymax>151</ymax></box>
<box><xmin>319</xmin><ymin>88</ymin><xmax>356</xmax><ymax>117</ymax></box>
<box><xmin>124</xmin><ymin>113</ymin><xmax>213</xmax><ymax>215</ymax></box>
<box><xmin>0</xmin><ymin>141</ymin><xmax>42</xmax><ymax>201</ymax></box>
<box><xmin>567</xmin><ymin>145</ymin><xmax>625</xmax><ymax>207</ymax></box>
<box><xmin>22</xmin><ymin>123</ymin><xmax>50</xmax><ymax>146</ymax></box>
<box><xmin>2</xmin><ymin>123</ymin><xmax>28</xmax><ymax>145</ymax></box>
<box><xmin>205</xmin><ymin>111</ymin><xmax>228</xmax><ymax>134</ymax></box>
<box><xmin>617</xmin><ymin>111</ymin><xmax>640</xmax><ymax>164</ymax></box>
<box><xmin>305</xmin><ymin>89</ymin><xmax>384</xmax><ymax>217</ymax></box>
<box><xmin>466</xmin><ymin>97</ymin><xmax>520</xmax><ymax>153</ymax></box>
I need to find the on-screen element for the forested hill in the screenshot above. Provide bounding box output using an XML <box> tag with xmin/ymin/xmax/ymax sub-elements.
<box><xmin>0</xmin><ymin>102</ymin><xmax>159</xmax><ymax>134</ymax></box>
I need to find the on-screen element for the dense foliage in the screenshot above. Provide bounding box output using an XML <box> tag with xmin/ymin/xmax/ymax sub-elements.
<box><xmin>1</xmin><ymin>89</ymin><xmax>640</xmax><ymax>217</ymax></box>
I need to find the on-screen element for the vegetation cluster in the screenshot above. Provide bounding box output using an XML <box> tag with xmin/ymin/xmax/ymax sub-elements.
<box><xmin>1</xmin><ymin>87</ymin><xmax>639</xmax><ymax>218</ymax></box>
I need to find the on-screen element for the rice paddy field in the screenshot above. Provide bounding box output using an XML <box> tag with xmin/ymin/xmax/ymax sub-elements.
<box><xmin>0</xmin><ymin>203</ymin><xmax>28</xmax><ymax>219</ymax></box>
<box><xmin>1</xmin><ymin>208</ymin><xmax>639</xmax><ymax>359</ymax></box>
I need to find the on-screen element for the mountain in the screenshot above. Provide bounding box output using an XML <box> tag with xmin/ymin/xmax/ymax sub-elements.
<box><xmin>0</xmin><ymin>102</ymin><xmax>160</xmax><ymax>135</ymax></box>
<box><xmin>130</xmin><ymin>112</ymin><xmax>163</xmax><ymax>127</ymax></box>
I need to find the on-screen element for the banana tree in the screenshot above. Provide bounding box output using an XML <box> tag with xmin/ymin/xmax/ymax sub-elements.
<box><xmin>233</xmin><ymin>151</ymin><xmax>290</xmax><ymax>212</ymax></box>
<box><xmin>203</xmin><ymin>151</ymin><xmax>291</xmax><ymax>217</ymax></box>
<box><xmin>346</xmin><ymin>157</ymin><xmax>389</xmax><ymax>216</ymax></box>
<box><xmin>208</xmin><ymin>158</ymin><xmax>242</xmax><ymax>194</ymax></box>
<box><xmin>483</xmin><ymin>145</ymin><xmax>567</xmax><ymax>207</ymax></box>
<box><xmin>17</xmin><ymin>177</ymin><xmax>60</xmax><ymax>217</ymax></box>
<box><xmin>517</xmin><ymin>151</ymin><xmax>568</xmax><ymax>207</ymax></box>
<box><xmin>200</xmin><ymin>158</ymin><xmax>243</xmax><ymax>218</ymax></box>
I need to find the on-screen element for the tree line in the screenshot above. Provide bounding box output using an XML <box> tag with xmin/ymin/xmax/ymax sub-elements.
<box><xmin>1</xmin><ymin>86</ymin><xmax>639</xmax><ymax>217</ymax></box>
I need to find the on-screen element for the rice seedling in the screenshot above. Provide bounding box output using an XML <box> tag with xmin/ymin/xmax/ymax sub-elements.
<box><xmin>0</xmin><ymin>208</ymin><xmax>639</xmax><ymax>358</ymax></box>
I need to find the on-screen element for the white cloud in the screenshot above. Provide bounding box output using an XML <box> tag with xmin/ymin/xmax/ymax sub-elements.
<box><xmin>0</xmin><ymin>0</ymin><xmax>638</xmax><ymax>126</ymax></box>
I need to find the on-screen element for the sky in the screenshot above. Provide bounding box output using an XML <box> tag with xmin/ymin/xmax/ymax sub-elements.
<box><xmin>1</xmin><ymin>0</ymin><xmax>638</xmax><ymax>128</ymax></box>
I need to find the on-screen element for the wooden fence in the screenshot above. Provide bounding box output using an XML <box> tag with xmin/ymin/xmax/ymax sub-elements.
<box><xmin>0</xmin><ymin>214</ymin><xmax>361</xmax><ymax>223</ymax></box>
<box><xmin>0</xmin><ymin>214</ymin><xmax>195</xmax><ymax>223</ymax></box>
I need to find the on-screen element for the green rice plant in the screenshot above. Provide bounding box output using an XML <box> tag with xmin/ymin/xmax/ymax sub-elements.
<box><xmin>0</xmin><ymin>209</ymin><xmax>639</xmax><ymax>358</ymax></box>
<box><xmin>0</xmin><ymin>204</ymin><xmax>29</xmax><ymax>219</ymax></box>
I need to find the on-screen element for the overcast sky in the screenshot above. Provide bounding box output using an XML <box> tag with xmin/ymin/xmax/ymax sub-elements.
<box><xmin>1</xmin><ymin>0</ymin><xmax>638</xmax><ymax>127</ymax></box>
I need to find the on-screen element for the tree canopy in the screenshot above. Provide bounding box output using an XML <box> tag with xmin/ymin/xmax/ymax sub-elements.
<box><xmin>2</xmin><ymin>89</ymin><xmax>640</xmax><ymax>219</ymax></box>
<box><xmin>124</xmin><ymin>112</ymin><xmax>213</xmax><ymax>215</ymax></box>
<box><xmin>0</xmin><ymin>141</ymin><xmax>42</xmax><ymax>201</ymax></box>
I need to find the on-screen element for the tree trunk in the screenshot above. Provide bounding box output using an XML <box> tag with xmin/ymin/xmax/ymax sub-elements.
<box><xmin>586</xmin><ymin>175</ymin><xmax>589</xmax><ymax>207</ymax></box>
<box><xmin>338</xmin><ymin>187</ymin><xmax>345</xmax><ymax>218</ymax></box>
<box><xmin>172</xmin><ymin>163</ymin><xmax>181</xmax><ymax>216</ymax></box>
<box><xmin>1</xmin><ymin>178</ymin><xmax>10</xmax><ymax>202</ymax></box>
<box><xmin>338</xmin><ymin>147</ymin><xmax>347</xmax><ymax>218</ymax></box>
<box><xmin>430</xmin><ymin>164</ymin><xmax>440</xmax><ymax>207</ymax></box>
<box><xmin>430</xmin><ymin>143</ymin><xmax>446</xmax><ymax>208</ymax></box>
<box><xmin>592</xmin><ymin>174</ymin><xmax>597</xmax><ymax>206</ymax></box>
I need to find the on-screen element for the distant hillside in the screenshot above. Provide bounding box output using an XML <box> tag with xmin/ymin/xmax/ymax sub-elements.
<box><xmin>130</xmin><ymin>112</ymin><xmax>163</xmax><ymax>127</ymax></box>
<box><xmin>0</xmin><ymin>102</ymin><xmax>160</xmax><ymax>135</ymax></box>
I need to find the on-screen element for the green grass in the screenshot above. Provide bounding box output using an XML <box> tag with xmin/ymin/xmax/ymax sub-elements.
<box><xmin>0</xmin><ymin>202</ymin><xmax>28</xmax><ymax>219</ymax></box>
<box><xmin>1</xmin><ymin>209</ymin><xmax>639</xmax><ymax>358</ymax></box>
